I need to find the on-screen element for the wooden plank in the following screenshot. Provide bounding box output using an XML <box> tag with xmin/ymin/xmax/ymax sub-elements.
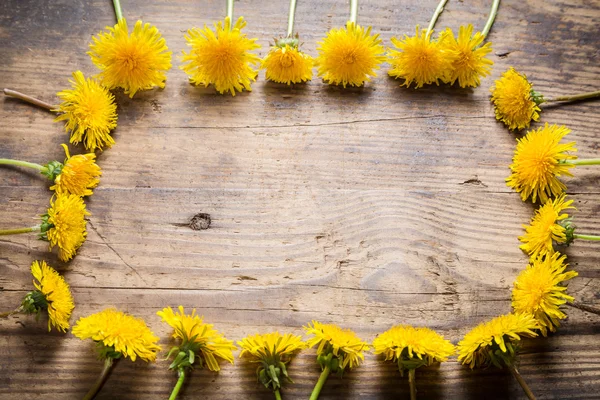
<box><xmin>1</xmin><ymin>0</ymin><xmax>599</xmax><ymax>398</ymax></box>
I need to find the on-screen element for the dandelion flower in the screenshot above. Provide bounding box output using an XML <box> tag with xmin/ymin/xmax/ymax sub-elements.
<box><xmin>181</xmin><ymin>17</ymin><xmax>260</xmax><ymax>96</ymax></box>
<box><xmin>305</xmin><ymin>321</ymin><xmax>368</xmax><ymax>399</ymax></box>
<box><xmin>41</xmin><ymin>193</ymin><xmax>90</xmax><ymax>262</ymax></box>
<box><xmin>158</xmin><ymin>306</ymin><xmax>236</xmax><ymax>372</ymax></box>
<box><xmin>439</xmin><ymin>25</ymin><xmax>493</xmax><ymax>88</ymax></box>
<box><xmin>506</xmin><ymin>124</ymin><xmax>577</xmax><ymax>203</ymax></box>
<box><xmin>20</xmin><ymin>260</ymin><xmax>75</xmax><ymax>332</ymax></box>
<box><xmin>55</xmin><ymin>71</ymin><xmax>117</xmax><ymax>151</ymax></box>
<box><xmin>519</xmin><ymin>194</ymin><xmax>574</xmax><ymax>261</ymax></box>
<box><xmin>512</xmin><ymin>252</ymin><xmax>578</xmax><ymax>336</ymax></box>
<box><xmin>373</xmin><ymin>325</ymin><xmax>454</xmax><ymax>397</ymax></box>
<box><xmin>457</xmin><ymin>313</ymin><xmax>538</xmax><ymax>369</ymax></box>
<box><xmin>304</xmin><ymin>320</ymin><xmax>369</xmax><ymax>371</ymax></box>
<box><xmin>73</xmin><ymin>308</ymin><xmax>161</xmax><ymax>362</ymax></box>
<box><xmin>238</xmin><ymin>332</ymin><xmax>305</xmax><ymax>393</ymax></box>
<box><xmin>490</xmin><ymin>67</ymin><xmax>541</xmax><ymax>130</ymax></box>
<box><xmin>0</xmin><ymin>143</ymin><xmax>100</xmax><ymax>197</ymax></box>
<box><xmin>262</xmin><ymin>44</ymin><xmax>314</xmax><ymax>84</ymax></box>
<box><xmin>316</xmin><ymin>22</ymin><xmax>385</xmax><ymax>87</ymax></box>
<box><xmin>388</xmin><ymin>26</ymin><xmax>456</xmax><ymax>89</ymax></box>
<box><xmin>49</xmin><ymin>144</ymin><xmax>101</xmax><ymax>197</ymax></box>
<box><xmin>89</xmin><ymin>19</ymin><xmax>172</xmax><ymax>98</ymax></box>
<box><xmin>373</xmin><ymin>325</ymin><xmax>455</xmax><ymax>370</ymax></box>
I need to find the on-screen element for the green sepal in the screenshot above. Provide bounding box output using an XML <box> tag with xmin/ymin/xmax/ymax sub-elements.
<box><xmin>530</xmin><ymin>89</ymin><xmax>545</xmax><ymax>105</ymax></box>
<box><xmin>38</xmin><ymin>214</ymin><xmax>54</xmax><ymax>241</ymax></box>
<box><xmin>164</xmin><ymin>322</ymin><xmax>204</xmax><ymax>371</ymax></box>
<box><xmin>96</xmin><ymin>343</ymin><xmax>123</xmax><ymax>360</ymax></box>
<box><xmin>559</xmin><ymin>217</ymin><xmax>576</xmax><ymax>245</ymax></box>
<box><xmin>41</xmin><ymin>160</ymin><xmax>63</xmax><ymax>181</ymax></box>
<box><xmin>21</xmin><ymin>290</ymin><xmax>49</xmax><ymax>316</ymax></box>
<box><xmin>396</xmin><ymin>348</ymin><xmax>433</xmax><ymax>374</ymax></box>
<box><xmin>485</xmin><ymin>337</ymin><xmax>519</xmax><ymax>369</ymax></box>
<box><xmin>274</xmin><ymin>35</ymin><xmax>299</xmax><ymax>49</ymax></box>
<box><xmin>317</xmin><ymin>351</ymin><xmax>344</xmax><ymax>377</ymax></box>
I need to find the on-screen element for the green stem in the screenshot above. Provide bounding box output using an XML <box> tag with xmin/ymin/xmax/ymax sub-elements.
<box><xmin>408</xmin><ymin>369</ymin><xmax>417</xmax><ymax>400</ymax></box>
<box><xmin>274</xmin><ymin>389</ymin><xmax>283</xmax><ymax>400</ymax></box>
<box><xmin>506</xmin><ymin>363</ymin><xmax>536</xmax><ymax>400</ymax></box>
<box><xmin>566</xmin><ymin>158</ymin><xmax>600</xmax><ymax>166</ymax></box>
<box><xmin>426</xmin><ymin>0</ymin><xmax>449</xmax><ymax>34</ymax></box>
<box><xmin>573</xmin><ymin>233</ymin><xmax>600</xmax><ymax>241</ymax></box>
<box><xmin>0</xmin><ymin>158</ymin><xmax>47</xmax><ymax>173</ymax></box>
<box><xmin>3</xmin><ymin>89</ymin><xmax>56</xmax><ymax>111</ymax></box>
<box><xmin>83</xmin><ymin>358</ymin><xmax>115</xmax><ymax>400</ymax></box>
<box><xmin>481</xmin><ymin>0</ymin><xmax>501</xmax><ymax>39</ymax></box>
<box><xmin>0</xmin><ymin>225</ymin><xmax>40</xmax><ymax>236</ymax></box>
<box><xmin>545</xmin><ymin>90</ymin><xmax>600</xmax><ymax>103</ymax></box>
<box><xmin>169</xmin><ymin>368</ymin><xmax>186</xmax><ymax>400</ymax></box>
<box><xmin>0</xmin><ymin>306</ymin><xmax>23</xmax><ymax>318</ymax></box>
<box><xmin>566</xmin><ymin>301</ymin><xmax>600</xmax><ymax>316</ymax></box>
<box><xmin>286</xmin><ymin>0</ymin><xmax>298</xmax><ymax>37</ymax></box>
<box><xmin>226</xmin><ymin>0</ymin><xmax>234</xmax><ymax>20</ymax></box>
<box><xmin>112</xmin><ymin>0</ymin><xmax>124</xmax><ymax>21</ymax></box>
<box><xmin>309</xmin><ymin>365</ymin><xmax>330</xmax><ymax>400</ymax></box>
<box><xmin>349</xmin><ymin>0</ymin><xmax>358</xmax><ymax>24</ymax></box>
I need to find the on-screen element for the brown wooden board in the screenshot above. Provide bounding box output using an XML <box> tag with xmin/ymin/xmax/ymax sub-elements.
<box><xmin>1</xmin><ymin>0</ymin><xmax>599</xmax><ymax>398</ymax></box>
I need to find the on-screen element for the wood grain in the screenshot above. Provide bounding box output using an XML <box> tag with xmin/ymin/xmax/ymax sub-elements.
<box><xmin>1</xmin><ymin>0</ymin><xmax>599</xmax><ymax>398</ymax></box>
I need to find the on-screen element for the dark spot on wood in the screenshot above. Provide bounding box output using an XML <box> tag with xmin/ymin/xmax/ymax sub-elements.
<box><xmin>237</xmin><ymin>275</ymin><xmax>257</xmax><ymax>281</ymax></box>
<box><xmin>149</xmin><ymin>99</ymin><xmax>161</xmax><ymax>113</ymax></box>
<box><xmin>459</xmin><ymin>176</ymin><xmax>488</xmax><ymax>187</ymax></box>
<box><xmin>495</xmin><ymin>51</ymin><xmax>511</xmax><ymax>58</ymax></box>
<box><xmin>189</xmin><ymin>213</ymin><xmax>211</xmax><ymax>230</ymax></box>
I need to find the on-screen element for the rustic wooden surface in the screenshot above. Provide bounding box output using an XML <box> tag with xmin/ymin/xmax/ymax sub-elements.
<box><xmin>1</xmin><ymin>0</ymin><xmax>599</xmax><ymax>398</ymax></box>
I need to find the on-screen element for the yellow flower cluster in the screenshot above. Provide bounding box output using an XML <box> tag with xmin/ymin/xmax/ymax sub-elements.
<box><xmin>181</xmin><ymin>17</ymin><xmax>260</xmax><ymax>95</ymax></box>
<box><xmin>491</xmin><ymin>67</ymin><xmax>541</xmax><ymax>130</ymax></box>
<box><xmin>457</xmin><ymin>313</ymin><xmax>538</xmax><ymax>369</ymax></box>
<box><xmin>89</xmin><ymin>19</ymin><xmax>172</xmax><ymax>98</ymax></box>
<box><xmin>55</xmin><ymin>71</ymin><xmax>117</xmax><ymax>151</ymax></box>
<box><xmin>372</xmin><ymin>325</ymin><xmax>455</xmax><ymax>370</ymax></box>
<box><xmin>158</xmin><ymin>306</ymin><xmax>236</xmax><ymax>371</ymax></box>
<box><xmin>512</xmin><ymin>252</ymin><xmax>578</xmax><ymax>336</ymax></box>
<box><xmin>28</xmin><ymin>260</ymin><xmax>75</xmax><ymax>332</ymax></box>
<box><xmin>42</xmin><ymin>193</ymin><xmax>90</xmax><ymax>262</ymax></box>
<box><xmin>304</xmin><ymin>320</ymin><xmax>370</xmax><ymax>371</ymax></box>
<box><xmin>506</xmin><ymin>124</ymin><xmax>576</xmax><ymax>203</ymax></box>
<box><xmin>389</xmin><ymin>24</ymin><xmax>493</xmax><ymax>89</ymax></box>
<box><xmin>73</xmin><ymin>308</ymin><xmax>161</xmax><ymax>362</ymax></box>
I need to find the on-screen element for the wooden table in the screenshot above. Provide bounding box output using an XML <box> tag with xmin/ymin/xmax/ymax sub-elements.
<box><xmin>1</xmin><ymin>0</ymin><xmax>599</xmax><ymax>398</ymax></box>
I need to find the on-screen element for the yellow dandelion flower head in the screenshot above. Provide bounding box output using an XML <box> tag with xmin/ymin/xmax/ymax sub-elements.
<box><xmin>372</xmin><ymin>325</ymin><xmax>455</xmax><ymax>370</ymax></box>
<box><xmin>181</xmin><ymin>17</ymin><xmax>260</xmax><ymax>96</ymax></box>
<box><xmin>89</xmin><ymin>18</ymin><xmax>172</xmax><ymax>98</ymax></box>
<box><xmin>49</xmin><ymin>144</ymin><xmax>101</xmax><ymax>197</ymax></box>
<box><xmin>262</xmin><ymin>44</ymin><xmax>314</xmax><ymax>84</ymax></box>
<box><xmin>490</xmin><ymin>67</ymin><xmax>541</xmax><ymax>130</ymax></box>
<box><xmin>55</xmin><ymin>71</ymin><xmax>117</xmax><ymax>151</ymax></box>
<box><xmin>73</xmin><ymin>308</ymin><xmax>161</xmax><ymax>362</ymax></box>
<box><xmin>512</xmin><ymin>252</ymin><xmax>578</xmax><ymax>336</ymax></box>
<box><xmin>439</xmin><ymin>25</ymin><xmax>493</xmax><ymax>88</ymax></box>
<box><xmin>457</xmin><ymin>313</ymin><xmax>538</xmax><ymax>369</ymax></box>
<box><xmin>43</xmin><ymin>193</ymin><xmax>90</xmax><ymax>262</ymax></box>
<box><xmin>388</xmin><ymin>26</ymin><xmax>456</xmax><ymax>89</ymax></box>
<box><xmin>519</xmin><ymin>194</ymin><xmax>574</xmax><ymax>261</ymax></box>
<box><xmin>506</xmin><ymin>123</ymin><xmax>577</xmax><ymax>203</ymax></box>
<box><xmin>157</xmin><ymin>306</ymin><xmax>236</xmax><ymax>371</ymax></box>
<box><xmin>316</xmin><ymin>22</ymin><xmax>386</xmax><ymax>87</ymax></box>
<box><xmin>304</xmin><ymin>320</ymin><xmax>369</xmax><ymax>370</ymax></box>
<box><xmin>29</xmin><ymin>260</ymin><xmax>75</xmax><ymax>332</ymax></box>
<box><xmin>238</xmin><ymin>331</ymin><xmax>305</xmax><ymax>362</ymax></box>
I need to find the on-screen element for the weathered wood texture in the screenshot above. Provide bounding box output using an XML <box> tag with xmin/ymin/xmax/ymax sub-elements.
<box><xmin>1</xmin><ymin>0</ymin><xmax>599</xmax><ymax>398</ymax></box>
